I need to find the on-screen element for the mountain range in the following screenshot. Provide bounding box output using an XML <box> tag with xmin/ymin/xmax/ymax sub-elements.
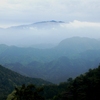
<box><xmin>0</xmin><ymin>37</ymin><xmax>100</xmax><ymax>83</ymax></box>
<box><xmin>0</xmin><ymin>20</ymin><xmax>65</xmax><ymax>30</ymax></box>
<box><xmin>0</xmin><ymin>37</ymin><xmax>100</xmax><ymax>64</ymax></box>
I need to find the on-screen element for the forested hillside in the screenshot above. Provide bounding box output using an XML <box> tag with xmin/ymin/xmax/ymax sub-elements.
<box><xmin>50</xmin><ymin>65</ymin><xmax>100</xmax><ymax>100</ymax></box>
<box><xmin>43</xmin><ymin>65</ymin><xmax>100</xmax><ymax>100</ymax></box>
<box><xmin>0</xmin><ymin>65</ymin><xmax>51</xmax><ymax>100</ymax></box>
<box><xmin>7</xmin><ymin>65</ymin><xmax>100</xmax><ymax>100</ymax></box>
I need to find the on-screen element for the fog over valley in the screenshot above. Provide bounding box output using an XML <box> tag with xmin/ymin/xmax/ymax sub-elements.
<box><xmin>0</xmin><ymin>20</ymin><xmax>100</xmax><ymax>47</ymax></box>
<box><xmin>1</xmin><ymin>0</ymin><xmax>100</xmax><ymax>99</ymax></box>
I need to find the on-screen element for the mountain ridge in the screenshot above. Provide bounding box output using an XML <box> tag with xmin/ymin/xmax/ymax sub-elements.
<box><xmin>1</xmin><ymin>37</ymin><xmax>100</xmax><ymax>83</ymax></box>
<box><xmin>0</xmin><ymin>64</ymin><xmax>51</xmax><ymax>99</ymax></box>
<box><xmin>7</xmin><ymin>20</ymin><xmax>65</xmax><ymax>29</ymax></box>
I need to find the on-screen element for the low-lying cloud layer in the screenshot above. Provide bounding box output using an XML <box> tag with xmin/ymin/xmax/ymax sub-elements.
<box><xmin>0</xmin><ymin>0</ymin><xmax>100</xmax><ymax>46</ymax></box>
<box><xmin>0</xmin><ymin>20</ymin><xmax>100</xmax><ymax>46</ymax></box>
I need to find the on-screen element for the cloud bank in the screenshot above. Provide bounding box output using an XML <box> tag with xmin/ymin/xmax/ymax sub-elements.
<box><xmin>0</xmin><ymin>20</ymin><xmax>100</xmax><ymax>46</ymax></box>
<box><xmin>0</xmin><ymin>0</ymin><xmax>100</xmax><ymax>26</ymax></box>
<box><xmin>0</xmin><ymin>0</ymin><xmax>100</xmax><ymax>46</ymax></box>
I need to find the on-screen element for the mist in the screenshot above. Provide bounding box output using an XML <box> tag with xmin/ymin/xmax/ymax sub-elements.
<box><xmin>0</xmin><ymin>20</ymin><xmax>100</xmax><ymax>47</ymax></box>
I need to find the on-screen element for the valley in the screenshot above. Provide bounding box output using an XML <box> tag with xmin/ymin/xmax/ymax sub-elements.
<box><xmin>0</xmin><ymin>37</ymin><xmax>100</xmax><ymax>83</ymax></box>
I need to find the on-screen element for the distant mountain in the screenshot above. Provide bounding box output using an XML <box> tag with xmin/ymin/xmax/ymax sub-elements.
<box><xmin>0</xmin><ymin>65</ymin><xmax>51</xmax><ymax>99</ymax></box>
<box><xmin>1</xmin><ymin>37</ymin><xmax>100</xmax><ymax>83</ymax></box>
<box><xmin>55</xmin><ymin>37</ymin><xmax>100</xmax><ymax>58</ymax></box>
<box><xmin>0</xmin><ymin>37</ymin><xmax>100</xmax><ymax>64</ymax></box>
<box><xmin>30</xmin><ymin>43</ymin><xmax>56</xmax><ymax>49</ymax></box>
<box><xmin>79</xmin><ymin>49</ymin><xmax>100</xmax><ymax>61</ymax></box>
<box><xmin>8</xmin><ymin>20</ymin><xmax>65</xmax><ymax>29</ymax></box>
<box><xmin>0</xmin><ymin>44</ymin><xmax>8</xmax><ymax>54</ymax></box>
<box><xmin>4</xmin><ymin>56</ymin><xmax>98</xmax><ymax>84</ymax></box>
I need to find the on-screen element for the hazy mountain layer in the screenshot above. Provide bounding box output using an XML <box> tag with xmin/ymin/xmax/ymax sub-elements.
<box><xmin>0</xmin><ymin>37</ymin><xmax>100</xmax><ymax>64</ymax></box>
<box><xmin>1</xmin><ymin>37</ymin><xmax>100</xmax><ymax>83</ymax></box>
<box><xmin>4</xmin><ymin>55</ymin><xmax>100</xmax><ymax>83</ymax></box>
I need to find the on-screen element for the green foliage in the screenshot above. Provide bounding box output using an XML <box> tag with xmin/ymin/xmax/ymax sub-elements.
<box><xmin>2</xmin><ymin>65</ymin><xmax>100</xmax><ymax>100</ymax></box>
<box><xmin>7</xmin><ymin>84</ymin><xmax>45</xmax><ymax>100</ymax></box>
<box><xmin>0</xmin><ymin>65</ymin><xmax>51</xmax><ymax>100</ymax></box>
<box><xmin>50</xmin><ymin>65</ymin><xmax>100</xmax><ymax>100</ymax></box>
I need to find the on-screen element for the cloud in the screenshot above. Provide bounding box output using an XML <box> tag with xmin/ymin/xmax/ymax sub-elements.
<box><xmin>61</xmin><ymin>20</ymin><xmax>100</xmax><ymax>28</ymax></box>
<box><xmin>0</xmin><ymin>0</ymin><xmax>100</xmax><ymax>26</ymax></box>
<box><xmin>0</xmin><ymin>20</ymin><xmax>100</xmax><ymax>46</ymax></box>
<box><xmin>0</xmin><ymin>0</ymin><xmax>100</xmax><ymax>46</ymax></box>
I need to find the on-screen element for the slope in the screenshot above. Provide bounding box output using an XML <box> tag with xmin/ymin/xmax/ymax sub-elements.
<box><xmin>0</xmin><ymin>65</ymin><xmax>51</xmax><ymax>100</ymax></box>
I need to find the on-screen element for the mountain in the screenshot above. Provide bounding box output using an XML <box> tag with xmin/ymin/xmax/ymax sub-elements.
<box><xmin>54</xmin><ymin>37</ymin><xmax>100</xmax><ymax>58</ymax></box>
<box><xmin>0</xmin><ymin>37</ymin><xmax>100</xmax><ymax>64</ymax></box>
<box><xmin>0</xmin><ymin>65</ymin><xmax>51</xmax><ymax>100</ymax></box>
<box><xmin>7</xmin><ymin>20</ymin><xmax>64</xmax><ymax>29</ymax></box>
<box><xmin>4</xmin><ymin>56</ymin><xmax>97</xmax><ymax>84</ymax></box>
<box><xmin>6</xmin><ymin>65</ymin><xmax>100</xmax><ymax>100</ymax></box>
<box><xmin>1</xmin><ymin>37</ymin><xmax>100</xmax><ymax>83</ymax></box>
<box><xmin>0</xmin><ymin>44</ymin><xmax>9</xmax><ymax>54</ymax></box>
<box><xmin>30</xmin><ymin>43</ymin><xmax>56</xmax><ymax>49</ymax></box>
<box><xmin>43</xmin><ymin>65</ymin><xmax>100</xmax><ymax>100</ymax></box>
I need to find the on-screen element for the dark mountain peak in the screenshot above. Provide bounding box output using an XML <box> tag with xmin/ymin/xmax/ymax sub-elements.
<box><xmin>33</xmin><ymin>20</ymin><xmax>64</xmax><ymax>24</ymax></box>
<box><xmin>7</xmin><ymin>20</ymin><xmax>65</xmax><ymax>29</ymax></box>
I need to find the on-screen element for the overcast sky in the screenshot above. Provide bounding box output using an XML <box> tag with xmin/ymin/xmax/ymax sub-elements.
<box><xmin>0</xmin><ymin>0</ymin><xmax>100</xmax><ymax>46</ymax></box>
<box><xmin>0</xmin><ymin>0</ymin><xmax>100</xmax><ymax>26</ymax></box>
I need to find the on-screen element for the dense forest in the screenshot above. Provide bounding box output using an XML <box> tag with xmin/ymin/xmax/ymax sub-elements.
<box><xmin>0</xmin><ymin>65</ymin><xmax>51</xmax><ymax>100</ymax></box>
<box><xmin>44</xmin><ymin>65</ymin><xmax>100</xmax><ymax>100</ymax></box>
<box><xmin>1</xmin><ymin>65</ymin><xmax>100</xmax><ymax>100</ymax></box>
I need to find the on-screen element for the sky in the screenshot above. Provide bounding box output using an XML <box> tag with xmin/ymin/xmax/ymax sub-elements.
<box><xmin>0</xmin><ymin>0</ymin><xmax>100</xmax><ymax>46</ymax></box>
<box><xmin>0</xmin><ymin>0</ymin><xmax>100</xmax><ymax>26</ymax></box>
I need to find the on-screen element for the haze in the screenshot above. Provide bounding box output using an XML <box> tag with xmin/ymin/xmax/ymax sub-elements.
<box><xmin>0</xmin><ymin>0</ymin><xmax>100</xmax><ymax>46</ymax></box>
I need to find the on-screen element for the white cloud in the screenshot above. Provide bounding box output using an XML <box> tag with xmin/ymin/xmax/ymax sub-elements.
<box><xmin>61</xmin><ymin>20</ymin><xmax>100</xmax><ymax>28</ymax></box>
<box><xmin>0</xmin><ymin>0</ymin><xmax>100</xmax><ymax>25</ymax></box>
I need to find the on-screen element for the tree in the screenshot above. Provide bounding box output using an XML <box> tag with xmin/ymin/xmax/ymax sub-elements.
<box><xmin>7</xmin><ymin>84</ymin><xmax>45</xmax><ymax>100</ymax></box>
